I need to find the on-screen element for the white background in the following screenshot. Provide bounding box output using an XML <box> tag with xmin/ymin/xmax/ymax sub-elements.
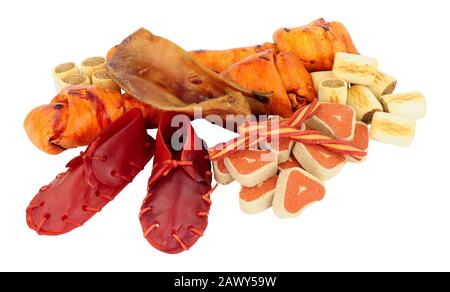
<box><xmin>0</xmin><ymin>0</ymin><xmax>449</xmax><ymax>272</ymax></box>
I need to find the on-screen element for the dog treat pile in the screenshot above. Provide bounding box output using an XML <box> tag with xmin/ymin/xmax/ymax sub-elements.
<box><xmin>210</xmin><ymin>52</ymin><xmax>426</xmax><ymax>218</ymax></box>
<box><xmin>23</xmin><ymin>18</ymin><xmax>427</xmax><ymax>253</ymax></box>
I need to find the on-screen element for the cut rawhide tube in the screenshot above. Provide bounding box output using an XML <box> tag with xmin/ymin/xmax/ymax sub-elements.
<box><xmin>292</xmin><ymin>143</ymin><xmax>346</xmax><ymax>181</ymax></box>
<box><xmin>239</xmin><ymin>176</ymin><xmax>278</xmax><ymax>214</ymax></box>
<box><xmin>346</xmin><ymin>122</ymin><xmax>369</xmax><ymax>163</ymax></box>
<box><xmin>91</xmin><ymin>70</ymin><xmax>121</xmax><ymax>91</ymax></box>
<box><xmin>57</xmin><ymin>74</ymin><xmax>90</xmax><ymax>90</ymax></box>
<box><xmin>52</xmin><ymin>62</ymin><xmax>81</xmax><ymax>92</ymax></box>
<box><xmin>272</xmin><ymin>167</ymin><xmax>325</xmax><ymax>218</ymax></box>
<box><xmin>332</xmin><ymin>53</ymin><xmax>378</xmax><ymax>85</ymax></box>
<box><xmin>212</xmin><ymin>160</ymin><xmax>234</xmax><ymax>185</ymax></box>
<box><xmin>318</xmin><ymin>78</ymin><xmax>348</xmax><ymax>104</ymax></box>
<box><xmin>224</xmin><ymin>150</ymin><xmax>278</xmax><ymax>188</ymax></box>
<box><xmin>367</xmin><ymin>71</ymin><xmax>397</xmax><ymax>98</ymax></box>
<box><xmin>81</xmin><ymin>56</ymin><xmax>107</xmax><ymax>79</ymax></box>
<box><xmin>278</xmin><ymin>155</ymin><xmax>303</xmax><ymax>172</ymax></box>
<box><xmin>370</xmin><ymin>112</ymin><xmax>416</xmax><ymax>147</ymax></box>
<box><xmin>311</xmin><ymin>71</ymin><xmax>333</xmax><ymax>93</ymax></box>
<box><xmin>380</xmin><ymin>92</ymin><xmax>426</xmax><ymax>119</ymax></box>
<box><xmin>306</xmin><ymin>103</ymin><xmax>356</xmax><ymax>141</ymax></box>
<box><xmin>346</xmin><ymin>85</ymin><xmax>383</xmax><ymax>124</ymax></box>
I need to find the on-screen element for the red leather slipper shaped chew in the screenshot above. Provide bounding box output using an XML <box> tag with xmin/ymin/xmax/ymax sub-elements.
<box><xmin>26</xmin><ymin>108</ymin><xmax>155</xmax><ymax>235</ymax></box>
<box><xmin>140</xmin><ymin>113</ymin><xmax>215</xmax><ymax>254</ymax></box>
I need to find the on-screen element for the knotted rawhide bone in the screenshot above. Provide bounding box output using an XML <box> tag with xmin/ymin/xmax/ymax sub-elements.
<box><xmin>26</xmin><ymin>109</ymin><xmax>155</xmax><ymax>235</ymax></box>
<box><xmin>209</xmin><ymin>100</ymin><xmax>367</xmax><ymax>162</ymax></box>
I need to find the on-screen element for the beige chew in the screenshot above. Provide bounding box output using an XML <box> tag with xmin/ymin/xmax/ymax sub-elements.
<box><xmin>318</xmin><ymin>78</ymin><xmax>348</xmax><ymax>104</ymax></box>
<box><xmin>92</xmin><ymin>70</ymin><xmax>121</xmax><ymax>91</ymax></box>
<box><xmin>380</xmin><ymin>92</ymin><xmax>426</xmax><ymax>119</ymax></box>
<box><xmin>332</xmin><ymin>53</ymin><xmax>378</xmax><ymax>85</ymax></box>
<box><xmin>81</xmin><ymin>56</ymin><xmax>107</xmax><ymax>79</ymax></box>
<box><xmin>346</xmin><ymin>85</ymin><xmax>383</xmax><ymax>124</ymax></box>
<box><xmin>52</xmin><ymin>62</ymin><xmax>81</xmax><ymax>92</ymax></box>
<box><xmin>367</xmin><ymin>71</ymin><xmax>397</xmax><ymax>98</ymax></box>
<box><xmin>57</xmin><ymin>74</ymin><xmax>90</xmax><ymax>89</ymax></box>
<box><xmin>311</xmin><ymin>71</ymin><xmax>333</xmax><ymax>93</ymax></box>
<box><xmin>370</xmin><ymin>112</ymin><xmax>416</xmax><ymax>147</ymax></box>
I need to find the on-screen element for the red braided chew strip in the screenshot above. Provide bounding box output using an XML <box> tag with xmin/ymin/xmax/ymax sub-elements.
<box><xmin>208</xmin><ymin>99</ymin><xmax>366</xmax><ymax>162</ymax></box>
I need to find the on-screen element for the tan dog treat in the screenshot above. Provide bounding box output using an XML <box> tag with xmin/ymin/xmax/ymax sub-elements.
<box><xmin>58</xmin><ymin>74</ymin><xmax>90</xmax><ymax>90</ymax></box>
<box><xmin>278</xmin><ymin>155</ymin><xmax>303</xmax><ymax>172</ymax></box>
<box><xmin>367</xmin><ymin>71</ymin><xmax>397</xmax><ymax>98</ymax></box>
<box><xmin>81</xmin><ymin>56</ymin><xmax>107</xmax><ymax>79</ymax></box>
<box><xmin>306</xmin><ymin>102</ymin><xmax>356</xmax><ymax>141</ymax></box>
<box><xmin>318</xmin><ymin>78</ymin><xmax>348</xmax><ymax>104</ymax></box>
<box><xmin>347</xmin><ymin>85</ymin><xmax>383</xmax><ymax>124</ymax></box>
<box><xmin>92</xmin><ymin>70</ymin><xmax>121</xmax><ymax>91</ymax></box>
<box><xmin>213</xmin><ymin>160</ymin><xmax>234</xmax><ymax>185</ymax></box>
<box><xmin>346</xmin><ymin>122</ymin><xmax>369</xmax><ymax>163</ymax></box>
<box><xmin>311</xmin><ymin>71</ymin><xmax>333</xmax><ymax>93</ymax></box>
<box><xmin>224</xmin><ymin>150</ymin><xmax>278</xmax><ymax>187</ymax></box>
<box><xmin>370</xmin><ymin>112</ymin><xmax>416</xmax><ymax>147</ymax></box>
<box><xmin>333</xmin><ymin>53</ymin><xmax>378</xmax><ymax>85</ymax></box>
<box><xmin>380</xmin><ymin>92</ymin><xmax>426</xmax><ymax>119</ymax></box>
<box><xmin>272</xmin><ymin>167</ymin><xmax>325</xmax><ymax>218</ymax></box>
<box><xmin>260</xmin><ymin>138</ymin><xmax>294</xmax><ymax>164</ymax></box>
<box><xmin>292</xmin><ymin>143</ymin><xmax>346</xmax><ymax>181</ymax></box>
<box><xmin>240</xmin><ymin>176</ymin><xmax>278</xmax><ymax>214</ymax></box>
<box><xmin>52</xmin><ymin>62</ymin><xmax>81</xmax><ymax>92</ymax></box>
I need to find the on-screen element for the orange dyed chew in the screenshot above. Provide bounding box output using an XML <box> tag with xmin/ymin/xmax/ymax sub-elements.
<box><xmin>275</xmin><ymin>51</ymin><xmax>317</xmax><ymax>103</ymax></box>
<box><xmin>189</xmin><ymin>43</ymin><xmax>276</xmax><ymax>73</ymax></box>
<box><xmin>272</xmin><ymin>167</ymin><xmax>325</xmax><ymax>218</ymax></box>
<box><xmin>24</xmin><ymin>85</ymin><xmax>124</xmax><ymax>154</ymax></box>
<box><xmin>224</xmin><ymin>150</ymin><xmax>278</xmax><ymax>187</ymax></box>
<box><xmin>273</xmin><ymin>18</ymin><xmax>358</xmax><ymax>72</ymax></box>
<box><xmin>306</xmin><ymin>103</ymin><xmax>356</xmax><ymax>141</ymax></box>
<box><xmin>212</xmin><ymin>160</ymin><xmax>234</xmax><ymax>185</ymax></box>
<box><xmin>240</xmin><ymin>176</ymin><xmax>278</xmax><ymax>214</ymax></box>
<box><xmin>278</xmin><ymin>155</ymin><xmax>303</xmax><ymax>172</ymax></box>
<box><xmin>221</xmin><ymin>50</ymin><xmax>293</xmax><ymax>118</ymax></box>
<box><xmin>260</xmin><ymin>138</ymin><xmax>294</xmax><ymax>164</ymax></box>
<box><xmin>292</xmin><ymin>143</ymin><xmax>346</xmax><ymax>181</ymax></box>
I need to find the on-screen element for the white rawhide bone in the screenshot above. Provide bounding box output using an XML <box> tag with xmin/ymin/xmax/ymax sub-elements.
<box><xmin>333</xmin><ymin>53</ymin><xmax>378</xmax><ymax>85</ymax></box>
<box><xmin>380</xmin><ymin>92</ymin><xmax>426</xmax><ymax>119</ymax></box>
<box><xmin>318</xmin><ymin>78</ymin><xmax>348</xmax><ymax>104</ymax></box>
<box><xmin>370</xmin><ymin>112</ymin><xmax>416</xmax><ymax>147</ymax></box>
<box><xmin>81</xmin><ymin>56</ymin><xmax>107</xmax><ymax>79</ymax></box>
<box><xmin>58</xmin><ymin>74</ymin><xmax>90</xmax><ymax>90</ymax></box>
<box><xmin>52</xmin><ymin>62</ymin><xmax>81</xmax><ymax>92</ymax></box>
<box><xmin>368</xmin><ymin>71</ymin><xmax>397</xmax><ymax>98</ymax></box>
<box><xmin>311</xmin><ymin>71</ymin><xmax>333</xmax><ymax>93</ymax></box>
<box><xmin>346</xmin><ymin>85</ymin><xmax>383</xmax><ymax>124</ymax></box>
<box><xmin>92</xmin><ymin>70</ymin><xmax>121</xmax><ymax>91</ymax></box>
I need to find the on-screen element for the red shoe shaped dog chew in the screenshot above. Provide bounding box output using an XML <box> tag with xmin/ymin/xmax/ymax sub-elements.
<box><xmin>26</xmin><ymin>109</ymin><xmax>155</xmax><ymax>235</ymax></box>
<box><xmin>140</xmin><ymin>113</ymin><xmax>215</xmax><ymax>254</ymax></box>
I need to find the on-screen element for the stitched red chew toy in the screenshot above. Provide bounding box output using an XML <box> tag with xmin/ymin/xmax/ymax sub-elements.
<box><xmin>140</xmin><ymin>113</ymin><xmax>216</xmax><ymax>254</ymax></box>
<box><xmin>26</xmin><ymin>109</ymin><xmax>155</xmax><ymax>235</ymax></box>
